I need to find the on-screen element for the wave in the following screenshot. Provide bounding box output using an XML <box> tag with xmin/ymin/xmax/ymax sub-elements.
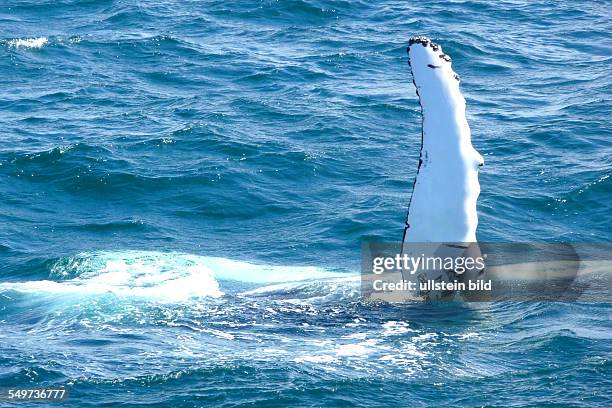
<box><xmin>1</xmin><ymin>251</ymin><xmax>222</xmax><ymax>302</ymax></box>
<box><xmin>0</xmin><ymin>250</ymin><xmax>351</xmax><ymax>303</ymax></box>
<box><xmin>6</xmin><ymin>37</ymin><xmax>48</xmax><ymax>49</ymax></box>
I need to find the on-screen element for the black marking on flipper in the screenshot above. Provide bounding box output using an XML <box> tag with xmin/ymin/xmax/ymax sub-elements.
<box><xmin>440</xmin><ymin>54</ymin><xmax>451</xmax><ymax>62</ymax></box>
<box><xmin>408</xmin><ymin>36</ymin><xmax>442</xmax><ymax>54</ymax></box>
<box><xmin>446</xmin><ymin>244</ymin><xmax>470</xmax><ymax>249</ymax></box>
<box><xmin>454</xmin><ymin>73</ymin><xmax>460</xmax><ymax>81</ymax></box>
<box><xmin>408</xmin><ymin>36</ymin><xmax>431</xmax><ymax>47</ymax></box>
<box><xmin>427</xmin><ymin>64</ymin><xmax>440</xmax><ymax>69</ymax></box>
<box><xmin>404</xmin><ymin>37</ymin><xmax>429</xmax><ymax>241</ymax></box>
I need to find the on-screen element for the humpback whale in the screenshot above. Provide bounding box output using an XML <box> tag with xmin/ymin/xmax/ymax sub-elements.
<box><xmin>399</xmin><ymin>36</ymin><xmax>486</xmax><ymax>300</ymax></box>
<box><xmin>391</xmin><ymin>38</ymin><xmax>581</xmax><ymax>301</ymax></box>
<box><xmin>362</xmin><ymin>36</ymin><xmax>581</xmax><ymax>302</ymax></box>
<box><xmin>403</xmin><ymin>36</ymin><xmax>484</xmax><ymax>244</ymax></box>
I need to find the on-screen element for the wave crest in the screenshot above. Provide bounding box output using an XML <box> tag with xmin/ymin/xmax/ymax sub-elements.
<box><xmin>2</xmin><ymin>251</ymin><xmax>223</xmax><ymax>302</ymax></box>
<box><xmin>7</xmin><ymin>37</ymin><xmax>48</xmax><ymax>49</ymax></box>
<box><xmin>0</xmin><ymin>251</ymin><xmax>351</xmax><ymax>303</ymax></box>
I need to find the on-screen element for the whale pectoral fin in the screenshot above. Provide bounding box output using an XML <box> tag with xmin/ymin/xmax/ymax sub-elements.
<box><xmin>403</xmin><ymin>36</ymin><xmax>482</xmax><ymax>244</ymax></box>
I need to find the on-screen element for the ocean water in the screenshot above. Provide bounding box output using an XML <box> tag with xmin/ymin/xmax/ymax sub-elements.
<box><xmin>1</xmin><ymin>0</ymin><xmax>611</xmax><ymax>406</ymax></box>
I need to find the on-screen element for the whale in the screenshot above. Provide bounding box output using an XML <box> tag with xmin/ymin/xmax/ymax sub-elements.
<box><xmin>397</xmin><ymin>36</ymin><xmax>486</xmax><ymax>300</ymax></box>
<box><xmin>403</xmin><ymin>36</ymin><xmax>484</xmax><ymax>244</ymax></box>
<box><xmin>390</xmin><ymin>37</ymin><xmax>584</xmax><ymax>302</ymax></box>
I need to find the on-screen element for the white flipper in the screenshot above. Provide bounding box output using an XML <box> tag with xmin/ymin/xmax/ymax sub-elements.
<box><xmin>404</xmin><ymin>37</ymin><xmax>483</xmax><ymax>243</ymax></box>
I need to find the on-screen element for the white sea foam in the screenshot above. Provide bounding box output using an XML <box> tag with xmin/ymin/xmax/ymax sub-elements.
<box><xmin>334</xmin><ymin>340</ymin><xmax>377</xmax><ymax>357</ymax></box>
<box><xmin>1</xmin><ymin>251</ymin><xmax>222</xmax><ymax>302</ymax></box>
<box><xmin>8</xmin><ymin>37</ymin><xmax>48</xmax><ymax>49</ymax></box>
<box><xmin>201</xmin><ymin>256</ymin><xmax>348</xmax><ymax>283</ymax></box>
<box><xmin>0</xmin><ymin>250</ymin><xmax>352</xmax><ymax>302</ymax></box>
<box><xmin>381</xmin><ymin>320</ymin><xmax>417</xmax><ymax>336</ymax></box>
<box><xmin>239</xmin><ymin>275</ymin><xmax>359</xmax><ymax>296</ymax></box>
<box><xmin>294</xmin><ymin>355</ymin><xmax>339</xmax><ymax>364</ymax></box>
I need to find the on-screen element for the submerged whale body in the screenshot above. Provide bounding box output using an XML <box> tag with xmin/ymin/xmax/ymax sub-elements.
<box><xmin>404</xmin><ymin>36</ymin><xmax>484</xmax><ymax>243</ymax></box>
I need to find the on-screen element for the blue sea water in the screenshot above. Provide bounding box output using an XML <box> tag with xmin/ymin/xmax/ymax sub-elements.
<box><xmin>0</xmin><ymin>0</ymin><xmax>611</xmax><ymax>406</ymax></box>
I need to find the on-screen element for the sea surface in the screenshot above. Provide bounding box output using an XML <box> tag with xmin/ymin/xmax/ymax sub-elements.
<box><xmin>1</xmin><ymin>0</ymin><xmax>611</xmax><ymax>406</ymax></box>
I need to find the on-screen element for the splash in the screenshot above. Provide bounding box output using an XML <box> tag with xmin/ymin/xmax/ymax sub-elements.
<box><xmin>0</xmin><ymin>251</ymin><xmax>351</xmax><ymax>302</ymax></box>
<box><xmin>1</xmin><ymin>251</ymin><xmax>222</xmax><ymax>302</ymax></box>
<box><xmin>8</xmin><ymin>37</ymin><xmax>48</xmax><ymax>49</ymax></box>
<box><xmin>201</xmin><ymin>256</ymin><xmax>348</xmax><ymax>283</ymax></box>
